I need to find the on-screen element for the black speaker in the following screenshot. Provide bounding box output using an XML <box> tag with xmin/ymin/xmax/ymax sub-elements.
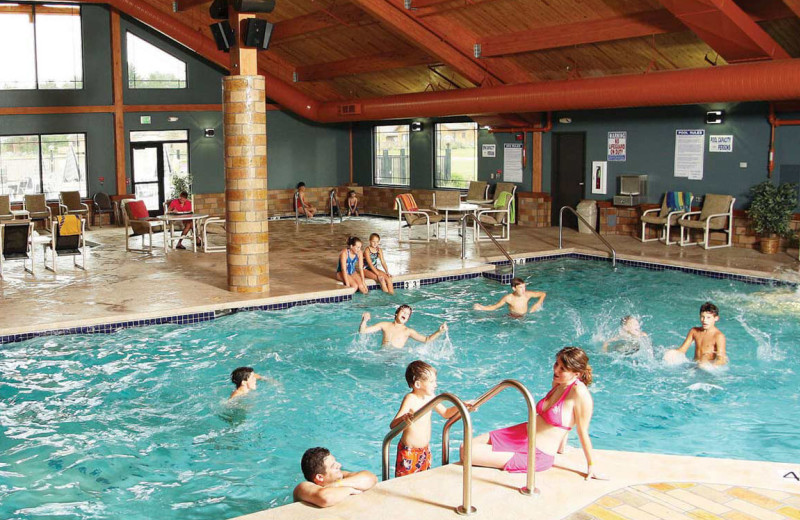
<box><xmin>233</xmin><ymin>0</ymin><xmax>276</xmax><ymax>13</ymax></box>
<box><xmin>242</xmin><ymin>18</ymin><xmax>274</xmax><ymax>50</ymax></box>
<box><xmin>210</xmin><ymin>21</ymin><xmax>234</xmax><ymax>52</ymax></box>
<box><xmin>209</xmin><ymin>0</ymin><xmax>228</xmax><ymax>19</ymax></box>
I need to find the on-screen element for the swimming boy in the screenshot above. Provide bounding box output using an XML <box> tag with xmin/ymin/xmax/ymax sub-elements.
<box><xmin>293</xmin><ymin>447</ymin><xmax>377</xmax><ymax>508</ymax></box>
<box><xmin>296</xmin><ymin>182</ymin><xmax>316</xmax><ymax>218</ymax></box>
<box><xmin>390</xmin><ymin>361</ymin><xmax>467</xmax><ymax>477</ymax></box>
<box><xmin>229</xmin><ymin>366</ymin><xmax>273</xmax><ymax>399</ymax></box>
<box><xmin>473</xmin><ymin>277</ymin><xmax>546</xmax><ymax>317</ymax></box>
<box><xmin>359</xmin><ymin>305</ymin><xmax>447</xmax><ymax>348</ymax></box>
<box><xmin>602</xmin><ymin>315</ymin><xmax>648</xmax><ymax>353</ymax></box>
<box><xmin>665</xmin><ymin>302</ymin><xmax>728</xmax><ymax>366</ymax></box>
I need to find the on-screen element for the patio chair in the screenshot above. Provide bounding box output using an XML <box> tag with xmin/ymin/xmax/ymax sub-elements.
<box><xmin>23</xmin><ymin>194</ymin><xmax>53</xmax><ymax>229</ymax></box>
<box><xmin>678</xmin><ymin>194</ymin><xmax>735</xmax><ymax>249</ymax></box>
<box><xmin>93</xmin><ymin>192</ymin><xmax>117</xmax><ymax>227</ymax></box>
<box><xmin>432</xmin><ymin>190</ymin><xmax>462</xmax><ymax>221</ymax></box>
<box><xmin>463</xmin><ymin>181</ymin><xmax>489</xmax><ymax>204</ymax></box>
<box><xmin>59</xmin><ymin>191</ymin><xmax>90</xmax><ymax>229</ymax></box>
<box><xmin>395</xmin><ymin>193</ymin><xmax>442</xmax><ymax>242</ymax></box>
<box><xmin>43</xmin><ymin>215</ymin><xmax>86</xmax><ymax>273</ymax></box>
<box><xmin>640</xmin><ymin>191</ymin><xmax>693</xmax><ymax>245</ymax></box>
<box><xmin>476</xmin><ymin>184</ymin><xmax>517</xmax><ymax>241</ymax></box>
<box><xmin>122</xmin><ymin>199</ymin><xmax>164</xmax><ymax>253</ymax></box>
<box><xmin>0</xmin><ymin>195</ymin><xmax>13</xmax><ymax>221</ymax></box>
<box><xmin>0</xmin><ymin>220</ymin><xmax>34</xmax><ymax>278</ymax></box>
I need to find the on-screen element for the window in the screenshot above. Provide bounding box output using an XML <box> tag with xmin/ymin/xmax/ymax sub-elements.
<box><xmin>127</xmin><ymin>32</ymin><xmax>187</xmax><ymax>89</ymax></box>
<box><xmin>0</xmin><ymin>134</ymin><xmax>87</xmax><ymax>200</ymax></box>
<box><xmin>0</xmin><ymin>4</ymin><xmax>83</xmax><ymax>90</ymax></box>
<box><xmin>374</xmin><ymin>125</ymin><xmax>410</xmax><ymax>186</ymax></box>
<box><xmin>435</xmin><ymin>122</ymin><xmax>478</xmax><ymax>189</ymax></box>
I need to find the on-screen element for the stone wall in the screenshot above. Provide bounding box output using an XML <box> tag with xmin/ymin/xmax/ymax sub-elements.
<box><xmin>517</xmin><ymin>192</ymin><xmax>551</xmax><ymax>227</ymax></box>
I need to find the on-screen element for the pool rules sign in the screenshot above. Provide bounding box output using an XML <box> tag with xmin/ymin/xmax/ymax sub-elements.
<box><xmin>607</xmin><ymin>131</ymin><xmax>627</xmax><ymax>162</ymax></box>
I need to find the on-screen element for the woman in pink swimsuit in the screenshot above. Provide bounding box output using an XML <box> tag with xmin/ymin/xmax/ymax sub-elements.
<box><xmin>465</xmin><ymin>347</ymin><xmax>606</xmax><ymax>480</ymax></box>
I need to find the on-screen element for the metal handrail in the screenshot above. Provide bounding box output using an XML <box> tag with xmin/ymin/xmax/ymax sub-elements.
<box><xmin>329</xmin><ymin>189</ymin><xmax>342</xmax><ymax>224</ymax></box>
<box><xmin>460</xmin><ymin>213</ymin><xmax>515</xmax><ymax>280</ymax></box>
<box><xmin>558</xmin><ymin>205</ymin><xmax>616</xmax><ymax>267</ymax></box>
<box><xmin>382</xmin><ymin>392</ymin><xmax>476</xmax><ymax>516</ymax></box>
<box><xmin>442</xmin><ymin>379</ymin><xmax>539</xmax><ymax>497</ymax></box>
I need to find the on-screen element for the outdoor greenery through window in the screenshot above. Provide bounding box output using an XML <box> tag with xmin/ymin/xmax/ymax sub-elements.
<box><xmin>0</xmin><ymin>134</ymin><xmax>87</xmax><ymax>201</ymax></box>
<box><xmin>435</xmin><ymin>122</ymin><xmax>478</xmax><ymax>189</ymax></box>
<box><xmin>127</xmin><ymin>32</ymin><xmax>187</xmax><ymax>89</ymax></box>
<box><xmin>0</xmin><ymin>3</ymin><xmax>83</xmax><ymax>90</ymax></box>
<box><xmin>374</xmin><ymin>125</ymin><xmax>410</xmax><ymax>186</ymax></box>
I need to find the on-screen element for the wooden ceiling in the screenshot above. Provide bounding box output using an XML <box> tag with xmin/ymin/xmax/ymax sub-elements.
<box><xmin>153</xmin><ymin>0</ymin><xmax>800</xmax><ymax>105</ymax></box>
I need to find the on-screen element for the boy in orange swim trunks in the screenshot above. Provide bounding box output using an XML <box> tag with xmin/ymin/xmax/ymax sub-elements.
<box><xmin>390</xmin><ymin>361</ymin><xmax>469</xmax><ymax>477</ymax></box>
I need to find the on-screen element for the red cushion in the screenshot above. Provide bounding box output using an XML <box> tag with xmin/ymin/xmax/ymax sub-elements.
<box><xmin>129</xmin><ymin>200</ymin><xmax>149</xmax><ymax>219</ymax></box>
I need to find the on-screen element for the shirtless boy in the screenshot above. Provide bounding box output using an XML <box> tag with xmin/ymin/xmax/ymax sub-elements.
<box><xmin>293</xmin><ymin>447</ymin><xmax>377</xmax><ymax>508</ymax></box>
<box><xmin>666</xmin><ymin>302</ymin><xmax>728</xmax><ymax>366</ymax></box>
<box><xmin>390</xmin><ymin>361</ymin><xmax>467</xmax><ymax>477</ymax></box>
<box><xmin>229</xmin><ymin>366</ymin><xmax>274</xmax><ymax>399</ymax></box>
<box><xmin>359</xmin><ymin>305</ymin><xmax>447</xmax><ymax>348</ymax></box>
<box><xmin>473</xmin><ymin>277</ymin><xmax>546</xmax><ymax>317</ymax></box>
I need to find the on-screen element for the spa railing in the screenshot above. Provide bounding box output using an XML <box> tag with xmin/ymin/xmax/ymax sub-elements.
<box><xmin>558</xmin><ymin>205</ymin><xmax>617</xmax><ymax>267</ymax></box>
<box><xmin>329</xmin><ymin>189</ymin><xmax>342</xmax><ymax>224</ymax></box>
<box><xmin>441</xmin><ymin>379</ymin><xmax>539</xmax><ymax>498</ymax></box>
<box><xmin>460</xmin><ymin>213</ymin><xmax>515</xmax><ymax>280</ymax></box>
<box><xmin>382</xmin><ymin>392</ymin><xmax>476</xmax><ymax>515</ymax></box>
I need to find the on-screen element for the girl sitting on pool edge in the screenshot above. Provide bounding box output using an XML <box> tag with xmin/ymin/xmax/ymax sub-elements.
<box><xmin>463</xmin><ymin>346</ymin><xmax>608</xmax><ymax>480</ymax></box>
<box><xmin>336</xmin><ymin>236</ymin><xmax>368</xmax><ymax>294</ymax></box>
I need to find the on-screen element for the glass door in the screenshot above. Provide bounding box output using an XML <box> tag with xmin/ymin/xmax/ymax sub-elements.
<box><xmin>131</xmin><ymin>144</ymin><xmax>162</xmax><ymax>215</ymax></box>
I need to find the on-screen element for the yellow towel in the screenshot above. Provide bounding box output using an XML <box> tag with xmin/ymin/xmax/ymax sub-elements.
<box><xmin>57</xmin><ymin>215</ymin><xmax>81</xmax><ymax>236</ymax></box>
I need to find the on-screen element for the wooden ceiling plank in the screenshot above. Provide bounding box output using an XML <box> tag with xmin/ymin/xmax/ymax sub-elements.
<box><xmin>173</xmin><ymin>0</ymin><xmax>209</xmax><ymax>12</ymax></box>
<box><xmin>271</xmin><ymin>3</ymin><xmax>373</xmax><ymax>44</ymax></box>
<box><xmin>658</xmin><ymin>0</ymin><xmax>791</xmax><ymax>62</ymax></box>
<box><xmin>780</xmin><ymin>0</ymin><xmax>800</xmax><ymax>17</ymax></box>
<box><xmin>295</xmin><ymin>50</ymin><xmax>432</xmax><ymax>81</ymax></box>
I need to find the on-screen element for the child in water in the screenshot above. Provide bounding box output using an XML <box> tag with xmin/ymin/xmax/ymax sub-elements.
<box><xmin>602</xmin><ymin>315</ymin><xmax>648</xmax><ymax>354</ymax></box>
<box><xmin>664</xmin><ymin>302</ymin><xmax>727</xmax><ymax>366</ymax></box>
<box><xmin>346</xmin><ymin>190</ymin><xmax>359</xmax><ymax>216</ymax></box>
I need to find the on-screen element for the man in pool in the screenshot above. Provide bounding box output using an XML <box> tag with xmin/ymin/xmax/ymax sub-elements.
<box><xmin>229</xmin><ymin>367</ymin><xmax>274</xmax><ymax>399</ymax></box>
<box><xmin>473</xmin><ymin>277</ymin><xmax>546</xmax><ymax>317</ymax></box>
<box><xmin>359</xmin><ymin>304</ymin><xmax>448</xmax><ymax>348</ymax></box>
<box><xmin>293</xmin><ymin>447</ymin><xmax>377</xmax><ymax>508</ymax></box>
<box><xmin>665</xmin><ymin>302</ymin><xmax>728</xmax><ymax>366</ymax></box>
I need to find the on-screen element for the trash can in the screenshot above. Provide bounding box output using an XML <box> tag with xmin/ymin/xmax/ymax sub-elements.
<box><xmin>576</xmin><ymin>199</ymin><xmax>597</xmax><ymax>234</ymax></box>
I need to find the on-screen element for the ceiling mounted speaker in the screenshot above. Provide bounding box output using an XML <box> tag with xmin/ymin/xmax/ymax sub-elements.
<box><xmin>210</xmin><ymin>20</ymin><xmax>234</xmax><ymax>52</ymax></box>
<box><xmin>209</xmin><ymin>0</ymin><xmax>228</xmax><ymax>19</ymax></box>
<box><xmin>242</xmin><ymin>18</ymin><xmax>274</xmax><ymax>50</ymax></box>
<box><xmin>233</xmin><ymin>0</ymin><xmax>276</xmax><ymax>13</ymax></box>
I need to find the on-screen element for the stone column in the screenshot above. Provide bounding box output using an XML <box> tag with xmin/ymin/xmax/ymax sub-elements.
<box><xmin>223</xmin><ymin>75</ymin><xmax>269</xmax><ymax>293</ymax></box>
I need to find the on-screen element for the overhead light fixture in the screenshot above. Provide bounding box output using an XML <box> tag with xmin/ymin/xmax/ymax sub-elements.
<box><xmin>706</xmin><ymin>110</ymin><xmax>724</xmax><ymax>124</ymax></box>
<box><xmin>558</xmin><ymin>117</ymin><xmax>572</xmax><ymax>124</ymax></box>
<box><xmin>167</xmin><ymin>116</ymin><xmax>179</xmax><ymax>122</ymax></box>
<box><xmin>204</xmin><ymin>128</ymin><xmax>216</xmax><ymax>138</ymax></box>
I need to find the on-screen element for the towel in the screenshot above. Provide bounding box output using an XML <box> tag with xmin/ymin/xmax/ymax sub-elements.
<box><xmin>57</xmin><ymin>215</ymin><xmax>81</xmax><ymax>236</ymax></box>
<box><xmin>494</xmin><ymin>191</ymin><xmax>516</xmax><ymax>224</ymax></box>
<box><xmin>666</xmin><ymin>191</ymin><xmax>692</xmax><ymax>213</ymax></box>
<box><xmin>398</xmin><ymin>194</ymin><xmax>418</xmax><ymax>212</ymax></box>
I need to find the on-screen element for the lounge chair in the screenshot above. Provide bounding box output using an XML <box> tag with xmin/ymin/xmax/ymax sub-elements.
<box><xmin>122</xmin><ymin>199</ymin><xmax>164</xmax><ymax>253</ymax></box>
<box><xmin>463</xmin><ymin>181</ymin><xmax>490</xmax><ymax>204</ymax></box>
<box><xmin>640</xmin><ymin>192</ymin><xmax>693</xmax><ymax>245</ymax></box>
<box><xmin>43</xmin><ymin>215</ymin><xmax>86</xmax><ymax>273</ymax></box>
<box><xmin>93</xmin><ymin>192</ymin><xmax>117</xmax><ymax>227</ymax></box>
<box><xmin>23</xmin><ymin>194</ymin><xmax>53</xmax><ymax>229</ymax></box>
<box><xmin>476</xmin><ymin>183</ymin><xmax>517</xmax><ymax>241</ymax></box>
<box><xmin>395</xmin><ymin>193</ymin><xmax>442</xmax><ymax>242</ymax></box>
<box><xmin>59</xmin><ymin>191</ymin><xmax>90</xmax><ymax>229</ymax></box>
<box><xmin>0</xmin><ymin>195</ymin><xmax>13</xmax><ymax>221</ymax></box>
<box><xmin>0</xmin><ymin>220</ymin><xmax>34</xmax><ymax>278</ymax></box>
<box><xmin>678</xmin><ymin>194</ymin><xmax>735</xmax><ymax>249</ymax></box>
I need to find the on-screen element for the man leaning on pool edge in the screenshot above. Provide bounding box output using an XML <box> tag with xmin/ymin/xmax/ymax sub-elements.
<box><xmin>293</xmin><ymin>447</ymin><xmax>377</xmax><ymax>508</ymax></box>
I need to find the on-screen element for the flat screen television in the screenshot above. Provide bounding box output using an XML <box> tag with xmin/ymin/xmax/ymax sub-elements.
<box><xmin>619</xmin><ymin>175</ymin><xmax>648</xmax><ymax>196</ymax></box>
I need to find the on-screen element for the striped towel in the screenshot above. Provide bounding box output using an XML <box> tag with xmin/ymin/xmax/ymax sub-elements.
<box><xmin>57</xmin><ymin>215</ymin><xmax>81</xmax><ymax>236</ymax></box>
<box><xmin>397</xmin><ymin>194</ymin><xmax>418</xmax><ymax>212</ymax></box>
<box><xmin>666</xmin><ymin>191</ymin><xmax>692</xmax><ymax>213</ymax></box>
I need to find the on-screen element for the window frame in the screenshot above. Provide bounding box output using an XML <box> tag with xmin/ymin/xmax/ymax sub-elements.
<box><xmin>125</xmin><ymin>30</ymin><xmax>188</xmax><ymax>90</ymax></box>
<box><xmin>434</xmin><ymin>121</ymin><xmax>479</xmax><ymax>190</ymax></box>
<box><xmin>373</xmin><ymin>124</ymin><xmax>411</xmax><ymax>187</ymax></box>
<box><xmin>0</xmin><ymin>2</ymin><xmax>85</xmax><ymax>91</ymax></box>
<box><xmin>0</xmin><ymin>132</ymin><xmax>89</xmax><ymax>202</ymax></box>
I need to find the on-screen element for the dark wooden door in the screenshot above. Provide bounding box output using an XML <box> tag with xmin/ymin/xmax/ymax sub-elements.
<box><xmin>551</xmin><ymin>132</ymin><xmax>586</xmax><ymax>228</ymax></box>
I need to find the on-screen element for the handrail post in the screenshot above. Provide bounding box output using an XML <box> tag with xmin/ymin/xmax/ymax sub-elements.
<box><xmin>558</xmin><ymin>205</ymin><xmax>616</xmax><ymax>267</ymax></box>
<box><xmin>459</xmin><ymin>213</ymin><xmax>515</xmax><ymax>280</ymax></box>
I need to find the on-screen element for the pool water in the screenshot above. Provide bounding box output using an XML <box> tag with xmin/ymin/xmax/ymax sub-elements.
<box><xmin>2</xmin><ymin>259</ymin><xmax>800</xmax><ymax>520</ymax></box>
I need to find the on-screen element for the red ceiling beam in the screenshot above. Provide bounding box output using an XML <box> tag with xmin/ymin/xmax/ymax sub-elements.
<box><xmin>658</xmin><ymin>0</ymin><xmax>790</xmax><ymax>62</ymax></box>
<box><xmin>270</xmin><ymin>3</ymin><xmax>374</xmax><ymax>44</ymax></box>
<box><xmin>781</xmin><ymin>0</ymin><xmax>800</xmax><ymax>17</ymax></box>
<box><xmin>173</xmin><ymin>0</ymin><xmax>209</xmax><ymax>12</ymax></box>
<box><xmin>294</xmin><ymin>50</ymin><xmax>432</xmax><ymax>81</ymax></box>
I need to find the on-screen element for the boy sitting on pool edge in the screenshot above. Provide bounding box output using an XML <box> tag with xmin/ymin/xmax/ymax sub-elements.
<box><xmin>473</xmin><ymin>277</ymin><xmax>546</xmax><ymax>317</ymax></box>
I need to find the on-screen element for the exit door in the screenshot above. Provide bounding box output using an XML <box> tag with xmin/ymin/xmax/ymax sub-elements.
<box><xmin>130</xmin><ymin>141</ymin><xmax>189</xmax><ymax>216</ymax></box>
<box><xmin>551</xmin><ymin>132</ymin><xmax>586</xmax><ymax>228</ymax></box>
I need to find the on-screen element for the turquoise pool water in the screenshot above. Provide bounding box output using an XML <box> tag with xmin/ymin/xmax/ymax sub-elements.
<box><xmin>2</xmin><ymin>258</ymin><xmax>800</xmax><ymax>520</ymax></box>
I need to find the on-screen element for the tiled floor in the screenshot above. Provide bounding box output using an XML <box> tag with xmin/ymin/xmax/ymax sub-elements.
<box><xmin>2</xmin><ymin>215</ymin><xmax>800</xmax><ymax>338</ymax></box>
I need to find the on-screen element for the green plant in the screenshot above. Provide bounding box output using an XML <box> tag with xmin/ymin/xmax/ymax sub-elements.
<box><xmin>170</xmin><ymin>172</ymin><xmax>192</xmax><ymax>200</ymax></box>
<box><xmin>747</xmin><ymin>180</ymin><xmax>798</xmax><ymax>237</ymax></box>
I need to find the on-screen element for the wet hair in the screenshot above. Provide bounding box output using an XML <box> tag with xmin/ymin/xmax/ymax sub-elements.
<box><xmin>511</xmin><ymin>277</ymin><xmax>525</xmax><ymax>288</ymax></box>
<box><xmin>348</xmin><ymin>190</ymin><xmax>356</xmax><ymax>197</ymax></box>
<box><xmin>369</xmin><ymin>233</ymin><xmax>380</xmax><ymax>242</ymax></box>
<box><xmin>301</xmin><ymin>447</ymin><xmax>330</xmax><ymax>482</ymax></box>
<box><xmin>296</xmin><ymin>182</ymin><xmax>306</xmax><ymax>189</ymax></box>
<box><xmin>346</xmin><ymin>236</ymin><xmax>362</xmax><ymax>247</ymax></box>
<box><xmin>394</xmin><ymin>304</ymin><xmax>412</xmax><ymax>319</ymax></box>
<box><xmin>405</xmin><ymin>360</ymin><xmax>435</xmax><ymax>388</ymax></box>
<box><xmin>179</xmin><ymin>190</ymin><xmax>189</xmax><ymax>198</ymax></box>
<box><xmin>556</xmin><ymin>346</ymin><xmax>593</xmax><ymax>386</ymax></box>
<box><xmin>700</xmin><ymin>302</ymin><xmax>719</xmax><ymax>317</ymax></box>
<box><xmin>621</xmin><ymin>315</ymin><xmax>637</xmax><ymax>326</ymax></box>
<box><xmin>231</xmin><ymin>366</ymin><xmax>254</xmax><ymax>387</ymax></box>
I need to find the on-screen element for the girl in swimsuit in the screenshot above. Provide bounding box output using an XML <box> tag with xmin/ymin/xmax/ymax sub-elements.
<box><xmin>362</xmin><ymin>233</ymin><xmax>394</xmax><ymax>295</ymax></box>
<box><xmin>464</xmin><ymin>347</ymin><xmax>607</xmax><ymax>480</ymax></box>
<box><xmin>336</xmin><ymin>236</ymin><xmax>368</xmax><ymax>294</ymax></box>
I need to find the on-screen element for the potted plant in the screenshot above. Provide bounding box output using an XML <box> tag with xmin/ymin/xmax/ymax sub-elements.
<box><xmin>747</xmin><ymin>180</ymin><xmax>798</xmax><ymax>254</ymax></box>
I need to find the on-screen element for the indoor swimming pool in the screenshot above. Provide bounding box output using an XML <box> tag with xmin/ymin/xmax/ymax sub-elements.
<box><xmin>2</xmin><ymin>258</ymin><xmax>799</xmax><ymax>520</ymax></box>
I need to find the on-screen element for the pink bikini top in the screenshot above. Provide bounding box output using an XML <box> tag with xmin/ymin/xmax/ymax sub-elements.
<box><xmin>536</xmin><ymin>380</ymin><xmax>578</xmax><ymax>431</ymax></box>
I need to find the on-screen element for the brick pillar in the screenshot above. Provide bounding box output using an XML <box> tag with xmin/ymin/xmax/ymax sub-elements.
<box><xmin>223</xmin><ymin>75</ymin><xmax>269</xmax><ymax>293</ymax></box>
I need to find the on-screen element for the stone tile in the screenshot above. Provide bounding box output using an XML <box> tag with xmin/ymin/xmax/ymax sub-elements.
<box><xmin>585</xmin><ymin>505</ymin><xmax>632</xmax><ymax>520</ymax></box>
<box><xmin>724</xmin><ymin>511</ymin><xmax>760</xmax><ymax>520</ymax></box>
<box><xmin>727</xmin><ymin>488</ymin><xmax>783</xmax><ymax>510</ymax></box>
<box><xmin>614</xmin><ymin>504</ymin><xmax>662</xmax><ymax>520</ymax></box>
<box><xmin>693</xmin><ymin>485</ymin><xmax>736</xmax><ymax>505</ymax></box>
<box><xmin>615</xmin><ymin>491</ymin><xmax>653</xmax><ymax>507</ymax></box>
<box><xmin>777</xmin><ymin>506</ymin><xmax>800</xmax><ymax>520</ymax></box>
<box><xmin>667</xmin><ymin>490</ymin><xmax>730</xmax><ymax>515</ymax></box>
<box><xmin>641</xmin><ymin>502</ymin><xmax>693</xmax><ymax>520</ymax></box>
<box><xmin>689</xmin><ymin>510</ymin><xmax>727</xmax><ymax>520</ymax></box>
<box><xmin>726</xmin><ymin>499</ymin><xmax>785</xmax><ymax>520</ymax></box>
<box><xmin>599</xmin><ymin>496</ymin><xmax>626</xmax><ymax>508</ymax></box>
<box><xmin>641</xmin><ymin>489</ymin><xmax>696</xmax><ymax>512</ymax></box>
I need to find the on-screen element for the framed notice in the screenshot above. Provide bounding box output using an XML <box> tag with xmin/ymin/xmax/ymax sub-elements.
<box><xmin>607</xmin><ymin>131</ymin><xmax>627</xmax><ymax>162</ymax></box>
<box><xmin>674</xmin><ymin>129</ymin><xmax>705</xmax><ymax>180</ymax></box>
<box><xmin>591</xmin><ymin>161</ymin><xmax>607</xmax><ymax>195</ymax></box>
<box><xmin>482</xmin><ymin>144</ymin><xmax>496</xmax><ymax>158</ymax></box>
<box><xmin>503</xmin><ymin>143</ymin><xmax>523</xmax><ymax>183</ymax></box>
<box><xmin>709</xmin><ymin>135</ymin><xmax>733</xmax><ymax>153</ymax></box>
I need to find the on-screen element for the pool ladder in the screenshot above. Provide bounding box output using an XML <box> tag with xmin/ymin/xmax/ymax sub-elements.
<box><xmin>459</xmin><ymin>214</ymin><xmax>516</xmax><ymax>280</ymax></box>
<box><xmin>329</xmin><ymin>189</ymin><xmax>343</xmax><ymax>224</ymax></box>
<box><xmin>381</xmin><ymin>379</ymin><xmax>539</xmax><ymax>516</ymax></box>
<box><xmin>558</xmin><ymin>205</ymin><xmax>617</xmax><ymax>267</ymax></box>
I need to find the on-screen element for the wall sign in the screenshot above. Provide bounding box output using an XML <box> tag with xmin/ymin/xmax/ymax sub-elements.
<box><xmin>674</xmin><ymin>129</ymin><xmax>705</xmax><ymax>180</ymax></box>
<box><xmin>709</xmin><ymin>135</ymin><xmax>733</xmax><ymax>153</ymax></box>
<box><xmin>607</xmin><ymin>131</ymin><xmax>627</xmax><ymax>162</ymax></box>
<box><xmin>482</xmin><ymin>144</ymin><xmax>496</xmax><ymax>158</ymax></box>
<box><xmin>503</xmin><ymin>143</ymin><xmax>523</xmax><ymax>183</ymax></box>
<box><xmin>140</xmin><ymin>115</ymin><xmax>151</xmax><ymax>125</ymax></box>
